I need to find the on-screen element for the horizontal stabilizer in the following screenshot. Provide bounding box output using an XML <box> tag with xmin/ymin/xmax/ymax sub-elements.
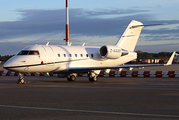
<box><xmin>131</xmin><ymin>23</ymin><xmax>168</xmax><ymax>28</ymax></box>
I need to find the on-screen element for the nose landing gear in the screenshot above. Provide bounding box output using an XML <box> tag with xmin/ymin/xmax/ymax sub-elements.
<box><xmin>17</xmin><ymin>73</ymin><xmax>26</xmax><ymax>84</ymax></box>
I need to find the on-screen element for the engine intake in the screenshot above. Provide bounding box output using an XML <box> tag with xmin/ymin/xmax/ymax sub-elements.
<box><xmin>99</xmin><ymin>45</ymin><xmax>122</xmax><ymax>59</ymax></box>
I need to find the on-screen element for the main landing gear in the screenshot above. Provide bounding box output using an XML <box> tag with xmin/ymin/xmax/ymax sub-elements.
<box><xmin>66</xmin><ymin>71</ymin><xmax>99</xmax><ymax>82</ymax></box>
<box><xmin>17</xmin><ymin>73</ymin><xmax>26</xmax><ymax>84</ymax></box>
<box><xmin>67</xmin><ymin>73</ymin><xmax>76</xmax><ymax>81</ymax></box>
<box><xmin>89</xmin><ymin>76</ymin><xmax>98</xmax><ymax>82</ymax></box>
<box><xmin>88</xmin><ymin>71</ymin><xmax>100</xmax><ymax>82</ymax></box>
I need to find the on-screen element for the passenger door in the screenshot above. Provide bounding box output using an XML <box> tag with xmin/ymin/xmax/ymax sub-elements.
<box><xmin>42</xmin><ymin>46</ymin><xmax>55</xmax><ymax>66</ymax></box>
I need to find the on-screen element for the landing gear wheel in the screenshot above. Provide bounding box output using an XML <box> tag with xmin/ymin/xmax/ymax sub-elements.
<box><xmin>89</xmin><ymin>77</ymin><xmax>98</xmax><ymax>82</ymax></box>
<box><xmin>17</xmin><ymin>79</ymin><xmax>26</xmax><ymax>84</ymax></box>
<box><xmin>67</xmin><ymin>75</ymin><xmax>76</xmax><ymax>81</ymax></box>
<box><xmin>17</xmin><ymin>79</ymin><xmax>22</xmax><ymax>84</ymax></box>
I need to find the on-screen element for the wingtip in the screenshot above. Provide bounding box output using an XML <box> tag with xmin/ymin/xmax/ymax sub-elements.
<box><xmin>165</xmin><ymin>51</ymin><xmax>176</xmax><ymax>65</ymax></box>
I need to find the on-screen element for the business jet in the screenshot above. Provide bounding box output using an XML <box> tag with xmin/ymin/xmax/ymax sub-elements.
<box><xmin>3</xmin><ymin>19</ymin><xmax>175</xmax><ymax>84</ymax></box>
<box><xmin>2</xmin><ymin>0</ymin><xmax>176</xmax><ymax>84</ymax></box>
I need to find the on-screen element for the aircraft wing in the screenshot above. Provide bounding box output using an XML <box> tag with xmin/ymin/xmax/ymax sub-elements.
<box><xmin>69</xmin><ymin>51</ymin><xmax>175</xmax><ymax>72</ymax></box>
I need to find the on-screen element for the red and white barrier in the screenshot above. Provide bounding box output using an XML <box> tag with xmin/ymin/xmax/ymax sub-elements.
<box><xmin>1</xmin><ymin>70</ymin><xmax>179</xmax><ymax>78</ymax></box>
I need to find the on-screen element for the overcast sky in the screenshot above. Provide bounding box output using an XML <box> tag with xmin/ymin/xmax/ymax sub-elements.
<box><xmin>0</xmin><ymin>0</ymin><xmax>179</xmax><ymax>55</ymax></box>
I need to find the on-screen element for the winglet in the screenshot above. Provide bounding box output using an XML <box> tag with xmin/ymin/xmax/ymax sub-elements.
<box><xmin>165</xmin><ymin>51</ymin><xmax>176</xmax><ymax>66</ymax></box>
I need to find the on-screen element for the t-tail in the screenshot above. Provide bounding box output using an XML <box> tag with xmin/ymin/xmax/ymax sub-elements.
<box><xmin>99</xmin><ymin>20</ymin><xmax>167</xmax><ymax>59</ymax></box>
<box><xmin>116</xmin><ymin>20</ymin><xmax>144</xmax><ymax>52</ymax></box>
<box><xmin>99</xmin><ymin>20</ymin><xmax>144</xmax><ymax>59</ymax></box>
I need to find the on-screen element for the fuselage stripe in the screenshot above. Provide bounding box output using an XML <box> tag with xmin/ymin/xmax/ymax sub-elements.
<box><xmin>4</xmin><ymin>58</ymin><xmax>89</xmax><ymax>69</ymax></box>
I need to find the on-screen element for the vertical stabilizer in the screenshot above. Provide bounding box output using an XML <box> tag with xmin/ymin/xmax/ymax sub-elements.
<box><xmin>116</xmin><ymin>20</ymin><xmax>144</xmax><ymax>52</ymax></box>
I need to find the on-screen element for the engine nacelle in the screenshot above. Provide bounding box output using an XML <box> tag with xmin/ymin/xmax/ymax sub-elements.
<box><xmin>99</xmin><ymin>45</ymin><xmax>122</xmax><ymax>59</ymax></box>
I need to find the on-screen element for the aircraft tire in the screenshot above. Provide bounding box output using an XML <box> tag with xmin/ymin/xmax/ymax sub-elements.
<box><xmin>89</xmin><ymin>77</ymin><xmax>98</xmax><ymax>82</ymax></box>
<box><xmin>67</xmin><ymin>75</ymin><xmax>76</xmax><ymax>81</ymax></box>
<box><xmin>17</xmin><ymin>79</ymin><xmax>26</xmax><ymax>84</ymax></box>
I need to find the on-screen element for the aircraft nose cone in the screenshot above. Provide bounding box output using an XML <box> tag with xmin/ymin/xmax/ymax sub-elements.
<box><xmin>3</xmin><ymin>60</ymin><xmax>13</xmax><ymax>71</ymax></box>
<box><xmin>3</xmin><ymin>62</ymin><xmax>10</xmax><ymax>69</ymax></box>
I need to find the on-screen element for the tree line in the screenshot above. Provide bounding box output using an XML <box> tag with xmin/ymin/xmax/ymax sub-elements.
<box><xmin>0</xmin><ymin>55</ymin><xmax>15</xmax><ymax>63</ymax></box>
<box><xmin>136</xmin><ymin>50</ymin><xmax>177</xmax><ymax>60</ymax></box>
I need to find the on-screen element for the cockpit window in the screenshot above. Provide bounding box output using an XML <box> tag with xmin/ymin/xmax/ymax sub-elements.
<box><xmin>17</xmin><ymin>50</ymin><xmax>39</xmax><ymax>55</ymax></box>
<box><xmin>17</xmin><ymin>51</ymin><xmax>29</xmax><ymax>55</ymax></box>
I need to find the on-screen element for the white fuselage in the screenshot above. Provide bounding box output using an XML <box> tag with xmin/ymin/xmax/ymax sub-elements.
<box><xmin>3</xmin><ymin>45</ymin><xmax>137</xmax><ymax>73</ymax></box>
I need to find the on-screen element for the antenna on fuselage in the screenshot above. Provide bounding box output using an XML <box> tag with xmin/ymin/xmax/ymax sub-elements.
<box><xmin>46</xmin><ymin>42</ymin><xmax>49</xmax><ymax>46</ymax></box>
<box><xmin>65</xmin><ymin>0</ymin><xmax>69</xmax><ymax>46</ymax></box>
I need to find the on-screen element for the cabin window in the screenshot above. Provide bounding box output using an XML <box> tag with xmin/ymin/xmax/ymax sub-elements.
<box><xmin>64</xmin><ymin>54</ymin><xmax>66</xmax><ymax>57</ymax></box>
<box><xmin>75</xmin><ymin>54</ymin><xmax>77</xmax><ymax>57</ymax></box>
<box><xmin>91</xmin><ymin>54</ymin><xmax>93</xmax><ymax>58</ymax></box>
<box><xmin>86</xmin><ymin>54</ymin><xmax>88</xmax><ymax>57</ymax></box>
<box><xmin>69</xmin><ymin>54</ymin><xmax>72</xmax><ymax>57</ymax></box>
<box><xmin>81</xmin><ymin>54</ymin><xmax>83</xmax><ymax>57</ymax></box>
<box><xmin>58</xmin><ymin>54</ymin><xmax>60</xmax><ymax>57</ymax></box>
<box><xmin>17</xmin><ymin>50</ymin><xmax>39</xmax><ymax>55</ymax></box>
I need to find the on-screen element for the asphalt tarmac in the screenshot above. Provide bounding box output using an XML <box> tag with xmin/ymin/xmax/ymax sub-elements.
<box><xmin>0</xmin><ymin>65</ymin><xmax>179</xmax><ymax>120</ymax></box>
<box><xmin>0</xmin><ymin>76</ymin><xmax>179</xmax><ymax>120</ymax></box>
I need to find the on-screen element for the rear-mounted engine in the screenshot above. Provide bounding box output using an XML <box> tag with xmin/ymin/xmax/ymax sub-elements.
<box><xmin>99</xmin><ymin>45</ymin><xmax>128</xmax><ymax>59</ymax></box>
<box><xmin>99</xmin><ymin>45</ymin><xmax>121</xmax><ymax>59</ymax></box>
